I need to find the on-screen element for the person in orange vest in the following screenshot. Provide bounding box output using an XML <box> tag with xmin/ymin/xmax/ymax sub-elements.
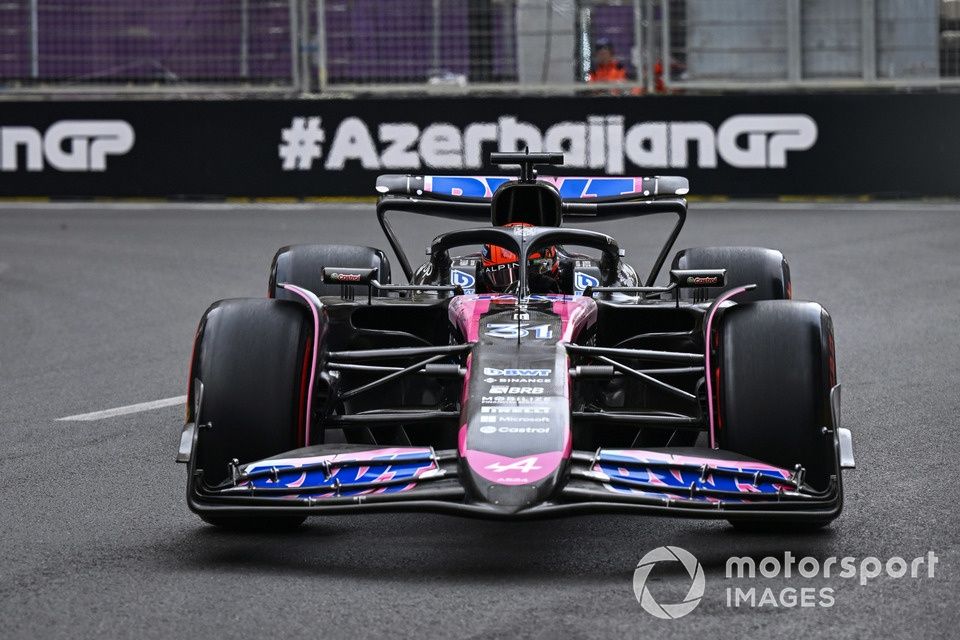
<box><xmin>586</xmin><ymin>38</ymin><xmax>628</xmax><ymax>83</ymax></box>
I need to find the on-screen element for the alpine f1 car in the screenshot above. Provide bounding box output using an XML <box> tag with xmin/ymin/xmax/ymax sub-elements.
<box><xmin>177</xmin><ymin>151</ymin><xmax>855</xmax><ymax>529</ymax></box>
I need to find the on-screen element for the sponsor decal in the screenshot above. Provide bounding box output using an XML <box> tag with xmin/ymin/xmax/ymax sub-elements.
<box><xmin>687</xmin><ymin>276</ymin><xmax>719</xmax><ymax>285</ymax></box>
<box><xmin>483</xmin><ymin>367</ymin><xmax>552</xmax><ymax>377</ymax></box>
<box><xmin>574</xmin><ymin>271</ymin><xmax>600</xmax><ymax>292</ymax></box>
<box><xmin>451</xmin><ymin>268</ymin><xmax>475</xmax><ymax>292</ymax></box>
<box><xmin>322</xmin><ymin>266</ymin><xmax>376</xmax><ymax>285</ymax></box>
<box><xmin>329</xmin><ymin>272</ymin><xmax>362</xmax><ymax>282</ymax></box>
<box><xmin>278</xmin><ymin>113</ymin><xmax>817</xmax><ymax>174</ymax></box>
<box><xmin>487</xmin><ymin>385</ymin><xmax>544</xmax><ymax>395</ymax></box>
<box><xmin>479</xmin><ymin>425</ymin><xmax>550</xmax><ymax>434</ymax></box>
<box><xmin>474</xmin><ymin>294</ymin><xmax>561</xmax><ymax>302</ymax></box>
<box><xmin>481</xmin><ymin>396</ymin><xmax>549</xmax><ymax>404</ymax></box>
<box><xmin>1</xmin><ymin>120</ymin><xmax>134</xmax><ymax>172</ymax></box>
<box><xmin>481</xmin><ymin>406</ymin><xmax>550</xmax><ymax>414</ymax></box>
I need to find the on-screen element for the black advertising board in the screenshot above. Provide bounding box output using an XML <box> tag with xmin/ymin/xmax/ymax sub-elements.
<box><xmin>0</xmin><ymin>93</ymin><xmax>955</xmax><ymax>198</ymax></box>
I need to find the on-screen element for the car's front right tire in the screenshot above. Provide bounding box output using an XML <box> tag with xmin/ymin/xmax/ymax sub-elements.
<box><xmin>714</xmin><ymin>300</ymin><xmax>839</xmax><ymax>530</ymax></box>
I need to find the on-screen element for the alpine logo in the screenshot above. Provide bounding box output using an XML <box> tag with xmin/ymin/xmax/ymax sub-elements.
<box><xmin>485</xmin><ymin>457</ymin><xmax>542</xmax><ymax>473</ymax></box>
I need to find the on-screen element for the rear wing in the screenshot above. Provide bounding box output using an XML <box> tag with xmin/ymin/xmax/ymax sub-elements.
<box><xmin>375</xmin><ymin>174</ymin><xmax>689</xmax><ymax>202</ymax></box>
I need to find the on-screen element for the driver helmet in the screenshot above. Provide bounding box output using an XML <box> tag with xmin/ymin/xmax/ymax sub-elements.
<box><xmin>478</xmin><ymin>222</ymin><xmax>560</xmax><ymax>293</ymax></box>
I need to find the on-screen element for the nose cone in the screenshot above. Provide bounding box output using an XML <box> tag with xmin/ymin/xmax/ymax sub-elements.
<box><xmin>463</xmin><ymin>449</ymin><xmax>567</xmax><ymax>512</ymax></box>
<box><xmin>458</xmin><ymin>305</ymin><xmax>571</xmax><ymax>510</ymax></box>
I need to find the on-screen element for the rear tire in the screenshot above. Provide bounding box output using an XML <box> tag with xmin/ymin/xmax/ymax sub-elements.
<box><xmin>715</xmin><ymin>300</ymin><xmax>838</xmax><ymax>528</ymax></box>
<box><xmin>188</xmin><ymin>298</ymin><xmax>314</xmax><ymax>529</ymax></box>
<box><xmin>672</xmin><ymin>246</ymin><xmax>791</xmax><ymax>302</ymax></box>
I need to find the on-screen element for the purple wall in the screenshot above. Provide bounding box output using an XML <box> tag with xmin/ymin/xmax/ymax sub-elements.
<box><xmin>0</xmin><ymin>0</ymin><xmax>519</xmax><ymax>84</ymax></box>
<box><xmin>324</xmin><ymin>0</ymin><xmax>515</xmax><ymax>83</ymax></box>
<box><xmin>1</xmin><ymin>0</ymin><xmax>293</xmax><ymax>83</ymax></box>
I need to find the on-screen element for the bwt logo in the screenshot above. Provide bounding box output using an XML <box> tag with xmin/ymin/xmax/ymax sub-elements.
<box><xmin>278</xmin><ymin>114</ymin><xmax>817</xmax><ymax>172</ymax></box>
<box><xmin>0</xmin><ymin>120</ymin><xmax>134</xmax><ymax>172</ymax></box>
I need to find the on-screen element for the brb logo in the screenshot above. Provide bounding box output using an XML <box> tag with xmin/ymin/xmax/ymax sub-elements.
<box><xmin>278</xmin><ymin>114</ymin><xmax>817</xmax><ymax>172</ymax></box>
<box><xmin>1</xmin><ymin>120</ymin><xmax>134</xmax><ymax>172</ymax></box>
<box><xmin>633</xmin><ymin>546</ymin><xmax>706</xmax><ymax>620</ymax></box>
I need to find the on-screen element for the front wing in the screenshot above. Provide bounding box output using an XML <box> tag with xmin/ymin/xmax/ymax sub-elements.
<box><xmin>185</xmin><ymin>439</ymin><xmax>846</xmax><ymax>521</ymax></box>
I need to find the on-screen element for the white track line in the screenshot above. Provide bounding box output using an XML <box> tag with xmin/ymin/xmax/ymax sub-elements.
<box><xmin>57</xmin><ymin>395</ymin><xmax>187</xmax><ymax>421</ymax></box>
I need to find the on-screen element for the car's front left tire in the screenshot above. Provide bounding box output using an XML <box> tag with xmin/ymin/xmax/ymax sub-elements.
<box><xmin>187</xmin><ymin>298</ymin><xmax>315</xmax><ymax>530</ymax></box>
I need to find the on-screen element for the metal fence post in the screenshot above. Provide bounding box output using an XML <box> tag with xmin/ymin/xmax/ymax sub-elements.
<box><xmin>289</xmin><ymin>0</ymin><xmax>301</xmax><ymax>92</ymax></box>
<box><xmin>861</xmin><ymin>0</ymin><xmax>877</xmax><ymax>81</ymax></box>
<box><xmin>240</xmin><ymin>0</ymin><xmax>250</xmax><ymax>78</ymax></box>
<box><xmin>431</xmin><ymin>0</ymin><xmax>441</xmax><ymax>75</ymax></box>
<box><xmin>632</xmin><ymin>0</ymin><xmax>643</xmax><ymax>87</ymax></box>
<box><xmin>786</xmin><ymin>0</ymin><xmax>802</xmax><ymax>82</ymax></box>
<box><xmin>29</xmin><ymin>0</ymin><xmax>39</xmax><ymax>78</ymax></box>
<box><xmin>316</xmin><ymin>0</ymin><xmax>328</xmax><ymax>91</ymax></box>
<box><xmin>299</xmin><ymin>0</ymin><xmax>311</xmax><ymax>93</ymax></box>
<box><xmin>659</xmin><ymin>0</ymin><xmax>669</xmax><ymax>89</ymax></box>
<box><xmin>644</xmin><ymin>0</ymin><xmax>655</xmax><ymax>93</ymax></box>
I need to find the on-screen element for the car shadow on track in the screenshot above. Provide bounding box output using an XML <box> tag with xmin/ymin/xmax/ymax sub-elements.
<box><xmin>147</xmin><ymin>514</ymin><xmax>838</xmax><ymax>584</ymax></box>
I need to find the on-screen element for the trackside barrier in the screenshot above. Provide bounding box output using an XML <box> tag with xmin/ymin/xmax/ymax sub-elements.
<box><xmin>0</xmin><ymin>94</ymin><xmax>955</xmax><ymax>198</ymax></box>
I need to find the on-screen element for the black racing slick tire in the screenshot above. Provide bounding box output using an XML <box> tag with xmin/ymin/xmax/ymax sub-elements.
<box><xmin>269</xmin><ymin>244</ymin><xmax>391</xmax><ymax>300</ymax></box>
<box><xmin>188</xmin><ymin>298</ymin><xmax>314</xmax><ymax>531</ymax></box>
<box><xmin>672</xmin><ymin>246</ymin><xmax>791</xmax><ymax>302</ymax></box>
<box><xmin>715</xmin><ymin>300</ymin><xmax>838</xmax><ymax>530</ymax></box>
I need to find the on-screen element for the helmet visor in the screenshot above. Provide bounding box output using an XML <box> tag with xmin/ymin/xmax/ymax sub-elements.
<box><xmin>479</xmin><ymin>262</ymin><xmax>520</xmax><ymax>292</ymax></box>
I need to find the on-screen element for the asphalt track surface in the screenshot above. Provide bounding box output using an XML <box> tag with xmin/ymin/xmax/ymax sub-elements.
<box><xmin>1</xmin><ymin>201</ymin><xmax>958</xmax><ymax>639</ymax></box>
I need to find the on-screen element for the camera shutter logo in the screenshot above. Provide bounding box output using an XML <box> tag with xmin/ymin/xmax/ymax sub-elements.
<box><xmin>633</xmin><ymin>546</ymin><xmax>705</xmax><ymax>619</ymax></box>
